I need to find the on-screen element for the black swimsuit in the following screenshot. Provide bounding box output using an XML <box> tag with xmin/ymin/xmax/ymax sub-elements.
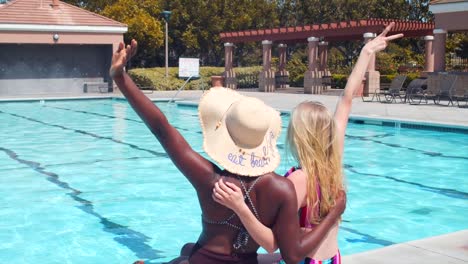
<box><xmin>191</xmin><ymin>176</ymin><xmax>262</xmax><ymax>263</ymax></box>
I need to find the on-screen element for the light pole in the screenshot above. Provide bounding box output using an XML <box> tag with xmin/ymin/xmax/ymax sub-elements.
<box><xmin>161</xmin><ymin>10</ymin><xmax>172</xmax><ymax>79</ymax></box>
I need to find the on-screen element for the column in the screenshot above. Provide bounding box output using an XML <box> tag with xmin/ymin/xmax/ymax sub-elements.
<box><xmin>318</xmin><ymin>41</ymin><xmax>331</xmax><ymax>91</ymax></box>
<box><xmin>423</xmin><ymin>35</ymin><xmax>435</xmax><ymax>76</ymax></box>
<box><xmin>304</xmin><ymin>37</ymin><xmax>320</xmax><ymax>94</ymax></box>
<box><xmin>223</xmin><ymin>42</ymin><xmax>236</xmax><ymax>89</ymax></box>
<box><xmin>275</xmin><ymin>43</ymin><xmax>289</xmax><ymax>89</ymax></box>
<box><xmin>363</xmin><ymin>33</ymin><xmax>377</xmax><ymax>71</ymax></box>
<box><xmin>433</xmin><ymin>29</ymin><xmax>447</xmax><ymax>72</ymax></box>
<box><xmin>259</xmin><ymin>40</ymin><xmax>275</xmax><ymax>92</ymax></box>
<box><xmin>362</xmin><ymin>32</ymin><xmax>380</xmax><ymax>97</ymax></box>
<box><xmin>318</xmin><ymin>41</ymin><xmax>329</xmax><ymax>71</ymax></box>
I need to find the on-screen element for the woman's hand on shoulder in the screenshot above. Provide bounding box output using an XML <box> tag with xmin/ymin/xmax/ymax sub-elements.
<box><xmin>212</xmin><ymin>179</ymin><xmax>247</xmax><ymax>213</ymax></box>
<box><xmin>110</xmin><ymin>39</ymin><xmax>138</xmax><ymax>78</ymax></box>
<box><xmin>332</xmin><ymin>190</ymin><xmax>347</xmax><ymax>217</ymax></box>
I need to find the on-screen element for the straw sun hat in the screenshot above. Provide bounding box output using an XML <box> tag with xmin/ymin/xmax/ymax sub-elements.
<box><xmin>198</xmin><ymin>87</ymin><xmax>282</xmax><ymax>177</ymax></box>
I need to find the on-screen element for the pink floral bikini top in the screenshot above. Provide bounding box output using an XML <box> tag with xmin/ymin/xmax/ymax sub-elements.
<box><xmin>284</xmin><ymin>166</ymin><xmax>320</xmax><ymax>229</ymax></box>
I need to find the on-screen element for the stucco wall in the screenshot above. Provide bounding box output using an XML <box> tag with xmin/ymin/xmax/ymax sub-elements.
<box><xmin>434</xmin><ymin>11</ymin><xmax>468</xmax><ymax>32</ymax></box>
<box><xmin>0</xmin><ymin>44</ymin><xmax>112</xmax><ymax>96</ymax></box>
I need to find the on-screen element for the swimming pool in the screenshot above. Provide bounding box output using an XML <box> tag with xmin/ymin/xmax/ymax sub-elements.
<box><xmin>0</xmin><ymin>99</ymin><xmax>466</xmax><ymax>263</ymax></box>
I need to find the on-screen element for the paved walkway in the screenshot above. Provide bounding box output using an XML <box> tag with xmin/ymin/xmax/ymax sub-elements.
<box><xmin>143</xmin><ymin>89</ymin><xmax>468</xmax><ymax>128</ymax></box>
<box><xmin>1</xmin><ymin>90</ymin><xmax>467</xmax><ymax>263</ymax></box>
<box><xmin>2</xmin><ymin>90</ymin><xmax>467</xmax><ymax>128</ymax></box>
<box><xmin>343</xmin><ymin>230</ymin><xmax>468</xmax><ymax>264</ymax></box>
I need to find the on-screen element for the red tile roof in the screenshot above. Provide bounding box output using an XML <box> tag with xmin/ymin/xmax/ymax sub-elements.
<box><xmin>0</xmin><ymin>0</ymin><xmax>125</xmax><ymax>27</ymax></box>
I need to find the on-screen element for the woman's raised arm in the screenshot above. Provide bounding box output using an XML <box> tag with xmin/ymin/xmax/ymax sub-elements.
<box><xmin>334</xmin><ymin>23</ymin><xmax>403</xmax><ymax>154</ymax></box>
<box><xmin>110</xmin><ymin>40</ymin><xmax>217</xmax><ymax>189</ymax></box>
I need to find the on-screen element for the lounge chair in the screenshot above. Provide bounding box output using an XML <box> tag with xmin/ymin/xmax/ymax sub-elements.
<box><xmin>361</xmin><ymin>86</ymin><xmax>381</xmax><ymax>102</ymax></box>
<box><xmin>452</xmin><ymin>75</ymin><xmax>468</xmax><ymax>108</ymax></box>
<box><xmin>378</xmin><ymin>75</ymin><xmax>407</xmax><ymax>103</ymax></box>
<box><xmin>434</xmin><ymin>74</ymin><xmax>457</xmax><ymax>106</ymax></box>
<box><xmin>456</xmin><ymin>92</ymin><xmax>468</xmax><ymax>108</ymax></box>
<box><xmin>406</xmin><ymin>78</ymin><xmax>428</xmax><ymax>104</ymax></box>
<box><xmin>409</xmin><ymin>76</ymin><xmax>438</xmax><ymax>105</ymax></box>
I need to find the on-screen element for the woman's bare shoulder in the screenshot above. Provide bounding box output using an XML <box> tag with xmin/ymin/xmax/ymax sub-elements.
<box><xmin>260</xmin><ymin>172</ymin><xmax>296</xmax><ymax>194</ymax></box>
<box><xmin>287</xmin><ymin>169</ymin><xmax>307</xmax><ymax>184</ymax></box>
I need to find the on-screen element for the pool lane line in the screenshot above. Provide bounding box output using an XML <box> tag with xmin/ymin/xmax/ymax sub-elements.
<box><xmin>3</xmin><ymin>109</ymin><xmax>464</xmax><ymax>201</ymax></box>
<box><xmin>339</xmin><ymin>225</ymin><xmax>395</xmax><ymax>247</ymax></box>
<box><xmin>0</xmin><ymin>109</ymin><xmax>173</xmax><ymax>158</ymax></box>
<box><xmin>0</xmin><ymin>146</ymin><xmax>165</xmax><ymax>261</ymax></box>
<box><xmin>344</xmin><ymin>163</ymin><xmax>468</xmax><ymax>200</ymax></box>
<box><xmin>44</xmin><ymin>156</ymin><xmax>156</xmax><ymax>168</ymax></box>
<box><xmin>279</xmin><ymin>143</ymin><xmax>468</xmax><ymax>200</ymax></box>
<box><xmin>346</xmin><ymin>134</ymin><xmax>468</xmax><ymax>161</ymax></box>
<box><xmin>42</xmin><ymin>105</ymin><xmax>203</xmax><ymax>134</ymax></box>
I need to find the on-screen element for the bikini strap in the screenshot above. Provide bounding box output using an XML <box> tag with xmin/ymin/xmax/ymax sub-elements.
<box><xmin>202</xmin><ymin>176</ymin><xmax>263</xmax><ymax>251</ymax></box>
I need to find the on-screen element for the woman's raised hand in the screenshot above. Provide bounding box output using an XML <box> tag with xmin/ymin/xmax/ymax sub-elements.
<box><xmin>362</xmin><ymin>22</ymin><xmax>404</xmax><ymax>55</ymax></box>
<box><xmin>212</xmin><ymin>179</ymin><xmax>246</xmax><ymax>213</ymax></box>
<box><xmin>110</xmin><ymin>39</ymin><xmax>138</xmax><ymax>78</ymax></box>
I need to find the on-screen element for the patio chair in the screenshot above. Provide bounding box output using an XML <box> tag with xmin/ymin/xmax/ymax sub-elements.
<box><xmin>406</xmin><ymin>77</ymin><xmax>428</xmax><ymax>104</ymax></box>
<box><xmin>434</xmin><ymin>74</ymin><xmax>458</xmax><ymax>106</ymax></box>
<box><xmin>378</xmin><ymin>75</ymin><xmax>407</xmax><ymax>103</ymax></box>
<box><xmin>361</xmin><ymin>87</ymin><xmax>381</xmax><ymax>102</ymax></box>
<box><xmin>453</xmin><ymin>76</ymin><xmax>468</xmax><ymax>108</ymax></box>
<box><xmin>456</xmin><ymin>91</ymin><xmax>468</xmax><ymax>108</ymax></box>
<box><xmin>362</xmin><ymin>81</ymin><xmax>386</xmax><ymax>102</ymax></box>
<box><xmin>409</xmin><ymin>76</ymin><xmax>438</xmax><ymax>105</ymax></box>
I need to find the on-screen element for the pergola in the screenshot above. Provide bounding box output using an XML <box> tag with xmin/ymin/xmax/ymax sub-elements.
<box><xmin>220</xmin><ymin>18</ymin><xmax>433</xmax><ymax>43</ymax></box>
<box><xmin>219</xmin><ymin>18</ymin><xmax>435</xmax><ymax>94</ymax></box>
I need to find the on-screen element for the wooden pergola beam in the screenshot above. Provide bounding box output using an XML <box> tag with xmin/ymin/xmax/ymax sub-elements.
<box><xmin>219</xmin><ymin>18</ymin><xmax>435</xmax><ymax>43</ymax></box>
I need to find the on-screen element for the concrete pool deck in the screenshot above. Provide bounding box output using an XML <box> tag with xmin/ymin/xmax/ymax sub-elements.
<box><xmin>143</xmin><ymin>89</ymin><xmax>468</xmax><ymax>128</ymax></box>
<box><xmin>1</xmin><ymin>90</ymin><xmax>467</xmax><ymax>263</ymax></box>
<box><xmin>1</xmin><ymin>90</ymin><xmax>467</xmax><ymax>128</ymax></box>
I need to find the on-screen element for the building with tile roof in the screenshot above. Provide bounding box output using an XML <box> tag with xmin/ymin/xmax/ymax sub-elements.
<box><xmin>0</xmin><ymin>0</ymin><xmax>127</xmax><ymax>96</ymax></box>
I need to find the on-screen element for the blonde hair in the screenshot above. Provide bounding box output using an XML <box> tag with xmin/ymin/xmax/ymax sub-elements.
<box><xmin>286</xmin><ymin>101</ymin><xmax>345</xmax><ymax>224</ymax></box>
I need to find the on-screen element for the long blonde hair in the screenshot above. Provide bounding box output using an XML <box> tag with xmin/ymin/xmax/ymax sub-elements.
<box><xmin>286</xmin><ymin>101</ymin><xmax>344</xmax><ymax>224</ymax></box>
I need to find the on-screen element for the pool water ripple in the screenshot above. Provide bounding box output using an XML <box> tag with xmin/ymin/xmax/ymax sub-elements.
<box><xmin>0</xmin><ymin>100</ymin><xmax>466</xmax><ymax>263</ymax></box>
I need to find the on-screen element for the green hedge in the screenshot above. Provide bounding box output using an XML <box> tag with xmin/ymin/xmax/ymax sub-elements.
<box><xmin>129</xmin><ymin>66</ymin><xmax>423</xmax><ymax>90</ymax></box>
<box><xmin>128</xmin><ymin>66</ymin><xmax>262</xmax><ymax>91</ymax></box>
<box><xmin>380</xmin><ymin>72</ymin><xmax>421</xmax><ymax>86</ymax></box>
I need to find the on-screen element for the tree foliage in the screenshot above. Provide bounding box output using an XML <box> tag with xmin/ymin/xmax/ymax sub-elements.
<box><xmin>101</xmin><ymin>0</ymin><xmax>164</xmax><ymax>66</ymax></box>
<box><xmin>63</xmin><ymin>0</ymin><xmax>443</xmax><ymax>71</ymax></box>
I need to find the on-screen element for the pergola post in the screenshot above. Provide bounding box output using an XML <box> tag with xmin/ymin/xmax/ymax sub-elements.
<box><xmin>362</xmin><ymin>32</ymin><xmax>380</xmax><ymax>97</ymax></box>
<box><xmin>423</xmin><ymin>35</ymin><xmax>435</xmax><ymax>76</ymax></box>
<box><xmin>223</xmin><ymin>42</ymin><xmax>236</xmax><ymax>89</ymax></box>
<box><xmin>318</xmin><ymin>41</ymin><xmax>330</xmax><ymax>91</ymax></box>
<box><xmin>304</xmin><ymin>37</ymin><xmax>320</xmax><ymax>94</ymax></box>
<box><xmin>275</xmin><ymin>43</ymin><xmax>289</xmax><ymax>89</ymax></box>
<box><xmin>259</xmin><ymin>40</ymin><xmax>275</xmax><ymax>92</ymax></box>
<box><xmin>433</xmin><ymin>29</ymin><xmax>447</xmax><ymax>72</ymax></box>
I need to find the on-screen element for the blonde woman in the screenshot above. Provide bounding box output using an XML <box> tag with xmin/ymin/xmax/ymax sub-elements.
<box><xmin>213</xmin><ymin>23</ymin><xmax>403</xmax><ymax>264</ymax></box>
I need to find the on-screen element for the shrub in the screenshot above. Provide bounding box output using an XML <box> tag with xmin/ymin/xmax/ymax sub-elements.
<box><xmin>128</xmin><ymin>66</ymin><xmax>262</xmax><ymax>91</ymax></box>
<box><xmin>331</xmin><ymin>74</ymin><xmax>348</xmax><ymax>89</ymax></box>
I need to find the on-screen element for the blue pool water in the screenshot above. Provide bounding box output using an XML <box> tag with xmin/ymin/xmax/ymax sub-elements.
<box><xmin>0</xmin><ymin>99</ymin><xmax>466</xmax><ymax>263</ymax></box>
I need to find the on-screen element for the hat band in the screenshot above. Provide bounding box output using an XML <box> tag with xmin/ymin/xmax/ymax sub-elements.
<box><xmin>226</xmin><ymin>130</ymin><xmax>277</xmax><ymax>169</ymax></box>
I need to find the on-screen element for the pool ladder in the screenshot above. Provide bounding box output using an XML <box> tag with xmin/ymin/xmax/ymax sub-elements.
<box><xmin>169</xmin><ymin>75</ymin><xmax>195</xmax><ymax>104</ymax></box>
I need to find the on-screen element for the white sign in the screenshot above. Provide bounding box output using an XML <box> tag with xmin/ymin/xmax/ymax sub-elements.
<box><xmin>178</xmin><ymin>58</ymin><xmax>200</xmax><ymax>78</ymax></box>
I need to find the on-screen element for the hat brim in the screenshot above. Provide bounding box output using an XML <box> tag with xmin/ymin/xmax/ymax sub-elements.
<box><xmin>198</xmin><ymin>87</ymin><xmax>281</xmax><ymax>177</ymax></box>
